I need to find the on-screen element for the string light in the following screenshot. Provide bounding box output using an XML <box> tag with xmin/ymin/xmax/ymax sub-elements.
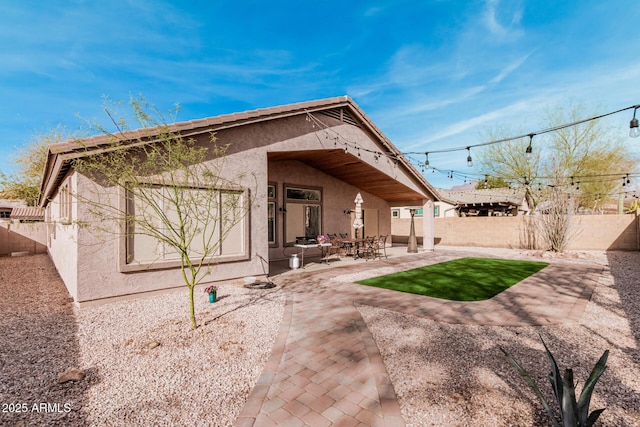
<box><xmin>402</xmin><ymin>103</ymin><xmax>639</xmax><ymax>168</ymax></box>
<box><xmin>304</xmin><ymin>103</ymin><xmax>638</xmax><ymax>174</ymax></box>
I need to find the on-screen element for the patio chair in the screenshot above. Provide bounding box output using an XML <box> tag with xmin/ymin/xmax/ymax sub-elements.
<box><xmin>362</xmin><ymin>236</ymin><xmax>378</xmax><ymax>261</ymax></box>
<box><xmin>376</xmin><ymin>235</ymin><xmax>388</xmax><ymax>259</ymax></box>
<box><xmin>325</xmin><ymin>237</ymin><xmax>342</xmax><ymax>261</ymax></box>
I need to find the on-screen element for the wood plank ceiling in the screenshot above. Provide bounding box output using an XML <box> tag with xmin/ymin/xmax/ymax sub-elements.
<box><xmin>268</xmin><ymin>149</ymin><xmax>426</xmax><ymax>203</ymax></box>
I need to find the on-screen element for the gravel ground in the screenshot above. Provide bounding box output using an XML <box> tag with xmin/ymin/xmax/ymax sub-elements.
<box><xmin>0</xmin><ymin>254</ymin><xmax>285</xmax><ymax>427</ymax></box>
<box><xmin>359</xmin><ymin>248</ymin><xmax>640</xmax><ymax>426</ymax></box>
<box><xmin>2</xmin><ymin>248</ymin><xmax>639</xmax><ymax>426</ymax></box>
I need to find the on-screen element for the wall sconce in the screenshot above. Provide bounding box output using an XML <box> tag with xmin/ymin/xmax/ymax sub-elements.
<box><xmin>343</xmin><ymin>209</ymin><xmax>352</xmax><ymax>215</ymax></box>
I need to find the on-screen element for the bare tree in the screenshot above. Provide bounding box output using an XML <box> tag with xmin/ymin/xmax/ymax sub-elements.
<box><xmin>73</xmin><ymin>97</ymin><xmax>253</xmax><ymax>329</ymax></box>
<box><xmin>535</xmin><ymin>186</ymin><xmax>579</xmax><ymax>252</ymax></box>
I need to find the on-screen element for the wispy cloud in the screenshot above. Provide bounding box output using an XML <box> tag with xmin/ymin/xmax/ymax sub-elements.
<box><xmin>488</xmin><ymin>53</ymin><xmax>532</xmax><ymax>84</ymax></box>
<box><xmin>404</xmin><ymin>101</ymin><xmax>530</xmax><ymax>150</ymax></box>
<box><xmin>483</xmin><ymin>0</ymin><xmax>524</xmax><ymax>40</ymax></box>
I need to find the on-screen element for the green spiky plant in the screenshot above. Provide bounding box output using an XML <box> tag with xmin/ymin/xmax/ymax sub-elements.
<box><xmin>500</xmin><ymin>336</ymin><xmax>609</xmax><ymax>427</ymax></box>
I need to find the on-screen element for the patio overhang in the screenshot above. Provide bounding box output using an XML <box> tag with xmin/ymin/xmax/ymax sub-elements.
<box><xmin>268</xmin><ymin>149</ymin><xmax>427</xmax><ymax>203</ymax></box>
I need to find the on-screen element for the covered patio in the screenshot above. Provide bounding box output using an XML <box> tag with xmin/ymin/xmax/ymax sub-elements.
<box><xmin>267</xmin><ymin>145</ymin><xmax>436</xmax><ymax>265</ymax></box>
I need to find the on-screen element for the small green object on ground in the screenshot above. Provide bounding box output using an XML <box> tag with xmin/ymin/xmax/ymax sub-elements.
<box><xmin>355</xmin><ymin>257</ymin><xmax>549</xmax><ymax>301</ymax></box>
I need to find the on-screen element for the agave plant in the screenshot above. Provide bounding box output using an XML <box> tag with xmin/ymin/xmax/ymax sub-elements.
<box><xmin>500</xmin><ymin>335</ymin><xmax>609</xmax><ymax>427</ymax></box>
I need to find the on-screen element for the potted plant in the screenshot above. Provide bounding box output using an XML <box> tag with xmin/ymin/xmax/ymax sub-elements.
<box><xmin>317</xmin><ymin>234</ymin><xmax>329</xmax><ymax>244</ymax></box>
<box><xmin>204</xmin><ymin>285</ymin><xmax>218</xmax><ymax>303</ymax></box>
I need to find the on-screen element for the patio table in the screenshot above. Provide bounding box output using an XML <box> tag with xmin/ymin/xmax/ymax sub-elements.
<box><xmin>294</xmin><ymin>243</ymin><xmax>332</xmax><ymax>267</ymax></box>
<box><xmin>337</xmin><ymin>238</ymin><xmax>365</xmax><ymax>259</ymax></box>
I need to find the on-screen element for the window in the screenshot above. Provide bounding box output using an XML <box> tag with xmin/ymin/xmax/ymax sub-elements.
<box><xmin>284</xmin><ymin>185</ymin><xmax>322</xmax><ymax>244</ymax></box>
<box><xmin>414</xmin><ymin>208</ymin><xmax>423</xmax><ymax>217</ymax></box>
<box><xmin>267</xmin><ymin>183</ymin><xmax>276</xmax><ymax>245</ymax></box>
<box><xmin>434</xmin><ymin>205</ymin><xmax>440</xmax><ymax>217</ymax></box>
<box><xmin>122</xmin><ymin>184</ymin><xmax>248</xmax><ymax>271</ymax></box>
<box><xmin>391</xmin><ymin>209</ymin><xmax>400</xmax><ymax>218</ymax></box>
<box><xmin>59</xmin><ymin>182</ymin><xmax>72</xmax><ymax>223</ymax></box>
<box><xmin>286</xmin><ymin>187</ymin><xmax>321</xmax><ymax>201</ymax></box>
<box><xmin>0</xmin><ymin>209</ymin><xmax>10</xmax><ymax>219</ymax></box>
<box><xmin>267</xmin><ymin>184</ymin><xmax>276</xmax><ymax>199</ymax></box>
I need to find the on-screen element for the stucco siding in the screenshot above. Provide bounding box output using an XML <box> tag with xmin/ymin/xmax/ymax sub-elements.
<box><xmin>70</xmin><ymin>149</ymin><xmax>268</xmax><ymax>303</ymax></box>
<box><xmin>47</xmin><ymin>173</ymin><xmax>79</xmax><ymax>300</ymax></box>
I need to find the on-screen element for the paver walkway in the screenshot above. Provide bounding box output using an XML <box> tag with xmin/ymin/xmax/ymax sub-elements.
<box><xmin>234</xmin><ymin>250</ymin><xmax>603</xmax><ymax>426</ymax></box>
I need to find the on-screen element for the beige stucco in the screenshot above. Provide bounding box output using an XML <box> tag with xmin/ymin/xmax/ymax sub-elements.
<box><xmin>41</xmin><ymin>98</ymin><xmax>436</xmax><ymax>304</ymax></box>
<box><xmin>392</xmin><ymin>213</ymin><xmax>640</xmax><ymax>251</ymax></box>
<box><xmin>46</xmin><ymin>173</ymin><xmax>80</xmax><ymax>299</ymax></box>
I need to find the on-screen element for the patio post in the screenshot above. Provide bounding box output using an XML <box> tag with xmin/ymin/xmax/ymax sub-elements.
<box><xmin>423</xmin><ymin>199</ymin><xmax>435</xmax><ymax>251</ymax></box>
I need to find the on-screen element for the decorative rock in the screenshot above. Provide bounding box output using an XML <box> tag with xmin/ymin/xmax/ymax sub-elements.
<box><xmin>57</xmin><ymin>368</ymin><xmax>85</xmax><ymax>383</ymax></box>
<box><xmin>147</xmin><ymin>341</ymin><xmax>160</xmax><ymax>349</ymax></box>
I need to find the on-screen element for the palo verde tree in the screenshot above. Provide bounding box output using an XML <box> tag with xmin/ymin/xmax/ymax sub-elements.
<box><xmin>476</xmin><ymin>102</ymin><xmax>637</xmax><ymax>211</ymax></box>
<box><xmin>74</xmin><ymin>97</ymin><xmax>252</xmax><ymax>329</ymax></box>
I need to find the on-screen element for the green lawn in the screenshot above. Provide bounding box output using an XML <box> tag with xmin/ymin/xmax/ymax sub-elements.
<box><xmin>355</xmin><ymin>257</ymin><xmax>549</xmax><ymax>301</ymax></box>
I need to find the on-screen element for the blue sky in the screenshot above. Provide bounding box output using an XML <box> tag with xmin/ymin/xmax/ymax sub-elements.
<box><xmin>1</xmin><ymin>0</ymin><xmax>639</xmax><ymax>189</ymax></box>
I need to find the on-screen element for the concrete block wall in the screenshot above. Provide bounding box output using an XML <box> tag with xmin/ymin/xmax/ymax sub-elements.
<box><xmin>0</xmin><ymin>221</ymin><xmax>47</xmax><ymax>256</ymax></box>
<box><xmin>391</xmin><ymin>212</ymin><xmax>639</xmax><ymax>251</ymax></box>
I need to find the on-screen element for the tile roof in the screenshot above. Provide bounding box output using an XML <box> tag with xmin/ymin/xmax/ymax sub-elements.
<box><xmin>10</xmin><ymin>207</ymin><xmax>45</xmax><ymax>220</ymax></box>
<box><xmin>38</xmin><ymin>96</ymin><xmax>438</xmax><ymax>207</ymax></box>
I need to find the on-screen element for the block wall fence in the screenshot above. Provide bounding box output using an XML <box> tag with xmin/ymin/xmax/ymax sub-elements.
<box><xmin>392</xmin><ymin>212</ymin><xmax>640</xmax><ymax>251</ymax></box>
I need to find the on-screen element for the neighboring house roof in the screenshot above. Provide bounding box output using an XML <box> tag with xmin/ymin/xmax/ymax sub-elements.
<box><xmin>436</xmin><ymin>187</ymin><xmax>527</xmax><ymax>207</ymax></box>
<box><xmin>39</xmin><ymin>96</ymin><xmax>438</xmax><ymax>207</ymax></box>
<box><xmin>0</xmin><ymin>199</ymin><xmax>28</xmax><ymax>209</ymax></box>
<box><xmin>10</xmin><ymin>207</ymin><xmax>45</xmax><ymax>221</ymax></box>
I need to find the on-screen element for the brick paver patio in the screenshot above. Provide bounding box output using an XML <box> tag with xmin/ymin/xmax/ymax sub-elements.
<box><xmin>234</xmin><ymin>249</ymin><xmax>603</xmax><ymax>426</ymax></box>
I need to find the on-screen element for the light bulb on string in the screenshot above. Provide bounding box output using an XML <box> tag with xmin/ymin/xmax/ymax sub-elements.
<box><xmin>424</xmin><ymin>152</ymin><xmax>429</xmax><ymax>169</ymax></box>
<box><xmin>630</xmin><ymin>107</ymin><xmax>639</xmax><ymax>138</ymax></box>
<box><xmin>526</xmin><ymin>134</ymin><xmax>533</xmax><ymax>159</ymax></box>
<box><xmin>466</xmin><ymin>147</ymin><xmax>473</xmax><ymax>167</ymax></box>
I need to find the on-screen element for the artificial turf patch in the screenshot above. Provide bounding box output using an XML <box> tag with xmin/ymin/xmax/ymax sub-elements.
<box><xmin>355</xmin><ymin>257</ymin><xmax>549</xmax><ymax>301</ymax></box>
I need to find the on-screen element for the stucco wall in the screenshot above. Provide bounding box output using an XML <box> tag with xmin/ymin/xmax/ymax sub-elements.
<box><xmin>46</xmin><ymin>173</ymin><xmax>80</xmax><ymax>300</ymax></box>
<box><xmin>47</xmin><ymin>114</ymin><xmax>433</xmax><ymax>303</ymax></box>
<box><xmin>0</xmin><ymin>221</ymin><xmax>47</xmax><ymax>256</ymax></box>
<box><xmin>70</xmin><ymin>148</ymin><xmax>268</xmax><ymax>303</ymax></box>
<box><xmin>392</xmin><ymin>212</ymin><xmax>640</xmax><ymax>251</ymax></box>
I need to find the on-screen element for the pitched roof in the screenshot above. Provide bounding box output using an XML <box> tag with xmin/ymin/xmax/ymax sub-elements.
<box><xmin>39</xmin><ymin>96</ymin><xmax>438</xmax><ymax>206</ymax></box>
<box><xmin>10</xmin><ymin>207</ymin><xmax>45</xmax><ymax>220</ymax></box>
<box><xmin>437</xmin><ymin>187</ymin><xmax>527</xmax><ymax>206</ymax></box>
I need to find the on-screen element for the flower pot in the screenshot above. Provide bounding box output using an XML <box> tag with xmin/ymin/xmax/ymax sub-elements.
<box><xmin>208</xmin><ymin>291</ymin><xmax>216</xmax><ymax>303</ymax></box>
